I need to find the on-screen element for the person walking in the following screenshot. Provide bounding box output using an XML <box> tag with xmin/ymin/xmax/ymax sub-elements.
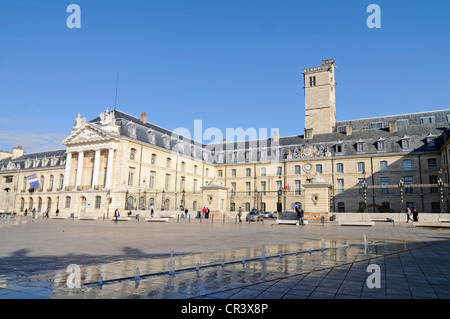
<box><xmin>202</xmin><ymin>207</ymin><xmax>206</xmax><ymax>219</ymax></box>
<box><xmin>406</xmin><ymin>207</ymin><xmax>414</xmax><ymax>223</ymax></box>
<box><xmin>114</xmin><ymin>208</ymin><xmax>120</xmax><ymax>222</ymax></box>
<box><xmin>184</xmin><ymin>208</ymin><xmax>188</xmax><ymax>218</ymax></box>
<box><xmin>237</xmin><ymin>207</ymin><xmax>242</xmax><ymax>223</ymax></box>
<box><xmin>206</xmin><ymin>207</ymin><xmax>210</xmax><ymax>219</ymax></box>
<box><xmin>413</xmin><ymin>209</ymin><xmax>419</xmax><ymax>222</ymax></box>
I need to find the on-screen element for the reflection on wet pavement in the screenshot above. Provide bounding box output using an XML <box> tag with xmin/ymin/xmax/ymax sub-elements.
<box><xmin>0</xmin><ymin>238</ymin><xmax>425</xmax><ymax>299</ymax></box>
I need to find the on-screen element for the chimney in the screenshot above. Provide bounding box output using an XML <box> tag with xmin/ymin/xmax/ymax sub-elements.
<box><xmin>389</xmin><ymin>120</ymin><xmax>397</xmax><ymax>133</ymax></box>
<box><xmin>140</xmin><ymin>111</ymin><xmax>147</xmax><ymax>124</ymax></box>
<box><xmin>0</xmin><ymin>150</ymin><xmax>11</xmax><ymax>161</ymax></box>
<box><xmin>12</xmin><ymin>146</ymin><xmax>24</xmax><ymax>159</ymax></box>
<box><xmin>346</xmin><ymin>125</ymin><xmax>352</xmax><ymax>136</ymax></box>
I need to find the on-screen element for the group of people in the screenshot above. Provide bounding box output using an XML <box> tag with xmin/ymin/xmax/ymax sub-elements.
<box><xmin>201</xmin><ymin>207</ymin><xmax>211</xmax><ymax>219</ymax></box>
<box><xmin>406</xmin><ymin>207</ymin><xmax>419</xmax><ymax>223</ymax></box>
<box><xmin>23</xmin><ymin>208</ymin><xmax>59</xmax><ymax>217</ymax></box>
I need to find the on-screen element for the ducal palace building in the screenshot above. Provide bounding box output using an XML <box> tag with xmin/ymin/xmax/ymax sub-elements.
<box><xmin>1</xmin><ymin>59</ymin><xmax>450</xmax><ymax>219</ymax></box>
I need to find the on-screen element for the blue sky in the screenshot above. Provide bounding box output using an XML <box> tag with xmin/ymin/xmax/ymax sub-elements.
<box><xmin>0</xmin><ymin>0</ymin><xmax>449</xmax><ymax>153</ymax></box>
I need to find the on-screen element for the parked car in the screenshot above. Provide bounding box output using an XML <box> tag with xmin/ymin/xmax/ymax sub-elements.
<box><xmin>263</xmin><ymin>211</ymin><xmax>272</xmax><ymax>219</ymax></box>
<box><xmin>246</xmin><ymin>210</ymin><xmax>263</xmax><ymax>222</ymax></box>
<box><xmin>272</xmin><ymin>211</ymin><xmax>278</xmax><ymax>219</ymax></box>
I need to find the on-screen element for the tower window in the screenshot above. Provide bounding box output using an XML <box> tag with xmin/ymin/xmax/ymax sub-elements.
<box><xmin>309</xmin><ymin>76</ymin><xmax>316</xmax><ymax>87</ymax></box>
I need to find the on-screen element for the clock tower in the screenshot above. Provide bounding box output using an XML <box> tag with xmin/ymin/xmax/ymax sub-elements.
<box><xmin>303</xmin><ymin>59</ymin><xmax>336</xmax><ymax>138</ymax></box>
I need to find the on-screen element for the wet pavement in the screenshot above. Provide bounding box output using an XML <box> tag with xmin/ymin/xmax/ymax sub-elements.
<box><xmin>1</xmin><ymin>215</ymin><xmax>450</xmax><ymax>299</ymax></box>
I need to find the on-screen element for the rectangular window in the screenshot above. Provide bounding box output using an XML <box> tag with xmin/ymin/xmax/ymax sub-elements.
<box><xmin>381</xmin><ymin>177</ymin><xmax>389</xmax><ymax>194</ymax></box>
<box><xmin>357</xmin><ymin>162</ymin><xmax>365</xmax><ymax>173</ymax></box>
<box><xmin>428</xmin><ymin>158</ymin><xmax>437</xmax><ymax>170</ymax></box>
<box><xmin>149</xmin><ymin>171</ymin><xmax>156</xmax><ymax>189</ymax></box>
<box><xmin>295</xmin><ymin>180</ymin><xmax>301</xmax><ymax>195</ymax></box>
<box><xmin>337</xmin><ymin>163</ymin><xmax>344</xmax><ymax>173</ymax></box>
<box><xmin>261</xmin><ymin>181</ymin><xmax>266</xmax><ymax>195</ymax></box>
<box><xmin>403</xmin><ymin>159</ymin><xmax>412</xmax><ymax>171</ymax></box>
<box><xmin>260</xmin><ymin>167</ymin><xmax>266</xmax><ymax>176</ymax></box>
<box><xmin>405</xmin><ymin>176</ymin><xmax>413</xmax><ymax>194</ymax></box>
<box><xmin>276</xmin><ymin>166</ymin><xmax>282</xmax><ymax>176</ymax></box>
<box><xmin>231</xmin><ymin>182</ymin><xmax>236</xmax><ymax>196</ymax></box>
<box><xmin>429</xmin><ymin>175</ymin><xmax>438</xmax><ymax>193</ymax></box>
<box><xmin>370</xmin><ymin>122</ymin><xmax>383</xmax><ymax>129</ymax></box>
<box><xmin>65</xmin><ymin>196</ymin><xmax>71</xmax><ymax>209</ymax></box>
<box><xmin>165</xmin><ymin>174</ymin><xmax>171</xmax><ymax>191</ymax></box>
<box><xmin>309</xmin><ymin>76</ymin><xmax>316</xmax><ymax>87</ymax></box>
<box><xmin>358</xmin><ymin>178</ymin><xmax>365</xmax><ymax>195</ymax></box>
<box><xmin>245</xmin><ymin>182</ymin><xmax>251</xmax><ymax>196</ymax></box>
<box><xmin>420</xmin><ymin>116</ymin><xmax>435</xmax><ymax>124</ymax></box>
<box><xmin>316</xmin><ymin>164</ymin><xmax>322</xmax><ymax>174</ymax></box>
<box><xmin>276</xmin><ymin>181</ymin><xmax>282</xmax><ymax>191</ymax></box>
<box><xmin>151</xmin><ymin>154</ymin><xmax>156</xmax><ymax>165</ymax></box>
<box><xmin>337</xmin><ymin>179</ymin><xmax>344</xmax><ymax>195</ymax></box>
<box><xmin>397</xmin><ymin>119</ymin><xmax>409</xmax><ymax>127</ymax></box>
<box><xmin>231</xmin><ymin>169</ymin><xmax>236</xmax><ymax>178</ymax></box>
<box><xmin>380</xmin><ymin>161</ymin><xmax>388</xmax><ymax>172</ymax></box>
<box><xmin>128</xmin><ymin>167</ymin><xmax>135</xmax><ymax>186</ymax></box>
<box><xmin>193</xmin><ymin>179</ymin><xmax>198</xmax><ymax>193</ymax></box>
<box><xmin>218</xmin><ymin>170</ymin><xmax>223</xmax><ymax>178</ymax></box>
<box><xmin>95</xmin><ymin>196</ymin><xmax>101</xmax><ymax>209</ymax></box>
<box><xmin>246</xmin><ymin>168</ymin><xmax>251</xmax><ymax>177</ymax></box>
<box><xmin>295</xmin><ymin>165</ymin><xmax>301</xmax><ymax>175</ymax></box>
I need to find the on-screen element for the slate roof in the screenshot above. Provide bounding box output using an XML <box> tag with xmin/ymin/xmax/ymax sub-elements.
<box><xmin>0</xmin><ymin>149</ymin><xmax>66</xmax><ymax>173</ymax></box>
<box><xmin>2</xmin><ymin>108</ymin><xmax>449</xmax><ymax>172</ymax></box>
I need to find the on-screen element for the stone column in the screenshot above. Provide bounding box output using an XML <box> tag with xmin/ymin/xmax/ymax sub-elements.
<box><xmin>63</xmin><ymin>151</ymin><xmax>72</xmax><ymax>189</ymax></box>
<box><xmin>91</xmin><ymin>149</ymin><xmax>101</xmax><ymax>189</ymax></box>
<box><xmin>105</xmin><ymin>148</ymin><xmax>114</xmax><ymax>189</ymax></box>
<box><xmin>75</xmin><ymin>151</ymin><xmax>84</xmax><ymax>189</ymax></box>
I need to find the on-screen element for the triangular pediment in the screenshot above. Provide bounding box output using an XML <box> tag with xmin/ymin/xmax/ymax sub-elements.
<box><xmin>63</xmin><ymin>123</ymin><xmax>113</xmax><ymax>145</ymax></box>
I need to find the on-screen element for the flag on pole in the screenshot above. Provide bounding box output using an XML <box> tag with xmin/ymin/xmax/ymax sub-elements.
<box><xmin>27</xmin><ymin>174</ymin><xmax>39</xmax><ymax>189</ymax></box>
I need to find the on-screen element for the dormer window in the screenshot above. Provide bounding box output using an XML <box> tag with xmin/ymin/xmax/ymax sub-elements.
<box><xmin>335</xmin><ymin>141</ymin><xmax>343</xmax><ymax>154</ymax></box>
<box><xmin>370</xmin><ymin>122</ymin><xmax>383</xmax><ymax>129</ymax></box>
<box><xmin>356</xmin><ymin>139</ymin><xmax>364</xmax><ymax>153</ymax></box>
<box><xmin>146</xmin><ymin>129</ymin><xmax>155</xmax><ymax>144</ymax></box>
<box><xmin>377</xmin><ymin>138</ymin><xmax>386</xmax><ymax>151</ymax></box>
<box><xmin>426</xmin><ymin>133</ymin><xmax>437</xmax><ymax>147</ymax></box>
<box><xmin>401</xmin><ymin>135</ymin><xmax>411</xmax><ymax>150</ymax></box>
<box><xmin>127</xmin><ymin>123</ymin><xmax>136</xmax><ymax>138</ymax></box>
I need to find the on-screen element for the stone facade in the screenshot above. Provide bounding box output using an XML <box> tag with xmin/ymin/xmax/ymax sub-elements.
<box><xmin>1</xmin><ymin>59</ymin><xmax>450</xmax><ymax>218</ymax></box>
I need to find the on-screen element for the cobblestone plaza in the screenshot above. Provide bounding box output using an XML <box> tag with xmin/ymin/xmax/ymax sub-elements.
<box><xmin>1</xmin><ymin>216</ymin><xmax>450</xmax><ymax>301</ymax></box>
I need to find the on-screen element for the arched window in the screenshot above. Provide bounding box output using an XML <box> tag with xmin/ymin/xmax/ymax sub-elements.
<box><xmin>126</xmin><ymin>196</ymin><xmax>135</xmax><ymax>210</ymax></box>
<box><xmin>49</xmin><ymin>175</ymin><xmax>54</xmax><ymax>191</ymax></box>
<box><xmin>95</xmin><ymin>196</ymin><xmax>101</xmax><ymax>209</ymax></box>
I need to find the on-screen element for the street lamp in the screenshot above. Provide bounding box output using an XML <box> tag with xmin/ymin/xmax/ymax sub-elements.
<box><xmin>362</xmin><ymin>181</ymin><xmax>367</xmax><ymax>212</ymax></box>
<box><xmin>398</xmin><ymin>179</ymin><xmax>404</xmax><ymax>213</ymax></box>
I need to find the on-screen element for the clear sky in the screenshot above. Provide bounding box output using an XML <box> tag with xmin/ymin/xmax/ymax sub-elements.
<box><xmin>0</xmin><ymin>0</ymin><xmax>449</xmax><ymax>153</ymax></box>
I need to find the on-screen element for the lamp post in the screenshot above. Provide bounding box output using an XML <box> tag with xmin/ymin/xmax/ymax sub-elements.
<box><xmin>438</xmin><ymin>177</ymin><xmax>445</xmax><ymax>213</ymax></box>
<box><xmin>362</xmin><ymin>181</ymin><xmax>367</xmax><ymax>212</ymax></box>
<box><xmin>398</xmin><ymin>179</ymin><xmax>404</xmax><ymax>213</ymax></box>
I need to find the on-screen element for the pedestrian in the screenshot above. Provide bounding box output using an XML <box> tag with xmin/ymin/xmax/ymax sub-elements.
<box><xmin>206</xmin><ymin>207</ymin><xmax>210</xmax><ymax>219</ymax></box>
<box><xmin>151</xmin><ymin>208</ymin><xmax>154</xmax><ymax>218</ymax></box>
<box><xmin>55</xmin><ymin>208</ymin><xmax>59</xmax><ymax>216</ymax></box>
<box><xmin>185</xmin><ymin>208</ymin><xmax>188</xmax><ymax>218</ymax></box>
<box><xmin>296</xmin><ymin>205</ymin><xmax>305</xmax><ymax>226</ymax></box>
<box><xmin>24</xmin><ymin>208</ymin><xmax>28</xmax><ymax>217</ymax></box>
<box><xmin>45</xmin><ymin>208</ymin><xmax>49</xmax><ymax>218</ymax></box>
<box><xmin>413</xmin><ymin>209</ymin><xmax>419</xmax><ymax>222</ymax></box>
<box><xmin>406</xmin><ymin>207</ymin><xmax>414</xmax><ymax>223</ymax></box>
<box><xmin>114</xmin><ymin>208</ymin><xmax>120</xmax><ymax>222</ymax></box>
<box><xmin>237</xmin><ymin>207</ymin><xmax>242</xmax><ymax>223</ymax></box>
<box><xmin>202</xmin><ymin>207</ymin><xmax>206</xmax><ymax>219</ymax></box>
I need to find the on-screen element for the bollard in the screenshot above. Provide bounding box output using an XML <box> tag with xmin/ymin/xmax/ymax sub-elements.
<box><xmin>211</xmin><ymin>215</ymin><xmax>214</xmax><ymax>223</ymax></box>
<box><xmin>321</xmin><ymin>216</ymin><xmax>325</xmax><ymax>225</ymax></box>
